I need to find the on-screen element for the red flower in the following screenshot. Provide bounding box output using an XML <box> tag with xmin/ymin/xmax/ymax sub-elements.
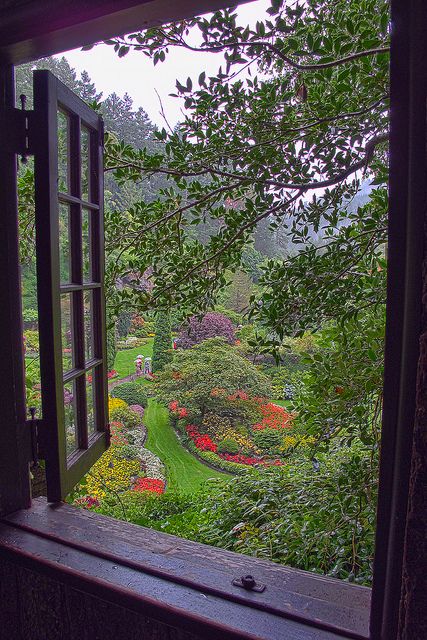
<box><xmin>133</xmin><ymin>477</ymin><xmax>165</xmax><ymax>493</ymax></box>
<box><xmin>219</xmin><ymin>453</ymin><xmax>283</xmax><ymax>467</ymax></box>
<box><xmin>185</xmin><ymin>425</ymin><xmax>217</xmax><ymax>452</ymax></box>
<box><xmin>194</xmin><ymin>435</ymin><xmax>217</xmax><ymax>452</ymax></box>
<box><xmin>253</xmin><ymin>403</ymin><xmax>294</xmax><ymax>431</ymax></box>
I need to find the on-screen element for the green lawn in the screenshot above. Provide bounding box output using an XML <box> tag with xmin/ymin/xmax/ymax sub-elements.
<box><xmin>143</xmin><ymin>399</ymin><xmax>229</xmax><ymax>493</ymax></box>
<box><xmin>113</xmin><ymin>339</ymin><xmax>154</xmax><ymax>379</ymax></box>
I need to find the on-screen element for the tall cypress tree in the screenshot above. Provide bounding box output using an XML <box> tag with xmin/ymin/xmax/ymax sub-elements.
<box><xmin>152</xmin><ymin>310</ymin><xmax>172</xmax><ymax>373</ymax></box>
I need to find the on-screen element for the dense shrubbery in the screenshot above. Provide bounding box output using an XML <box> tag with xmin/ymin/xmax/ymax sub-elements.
<box><xmin>96</xmin><ymin>446</ymin><xmax>376</xmax><ymax>585</ymax></box>
<box><xmin>112</xmin><ymin>381</ymin><xmax>149</xmax><ymax>407</ymax></box>
<box><xmin>178</xmin><ymin>312</ymin><xmax>235</xmax><ymax>349</ymax></box>
<box><xmin>252</xmin><ymin>429</ymin><xmax>284</xmax><ymax>452</ymax></box>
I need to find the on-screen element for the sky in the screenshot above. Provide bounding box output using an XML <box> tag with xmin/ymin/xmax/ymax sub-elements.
<box><xmin>58</xmin><ymin>0</ymin><xmax>269</xmax><ymax>128</ymax></box>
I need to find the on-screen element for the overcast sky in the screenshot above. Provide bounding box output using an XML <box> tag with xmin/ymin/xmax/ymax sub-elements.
<box><xmin>59</xmin><ymin>0</ymin><xmax>269</xmax><ymax>127</ymax></box>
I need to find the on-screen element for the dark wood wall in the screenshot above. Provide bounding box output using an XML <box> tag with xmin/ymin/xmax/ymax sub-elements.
<box><xmin>0</xmin><ymin>557</ymin><xmax>201</xmax><ymax>640</ymax></box>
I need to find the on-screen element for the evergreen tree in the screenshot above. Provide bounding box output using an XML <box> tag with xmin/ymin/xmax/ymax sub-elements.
<box><xmin>151</xmin><ymin>311</ymin><xmax>172</xmax><ymax>373</ymax></box>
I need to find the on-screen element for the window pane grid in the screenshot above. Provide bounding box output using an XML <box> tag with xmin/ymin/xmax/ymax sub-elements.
<box><xmin>62</xmin><ymin>358</ymin><xmax>103</xmax><ymax>382</ymax></box>
<box><xmin>58</xmin><ymin>112</ymin><xmax>105</xmax><ymax>453</ymax></box>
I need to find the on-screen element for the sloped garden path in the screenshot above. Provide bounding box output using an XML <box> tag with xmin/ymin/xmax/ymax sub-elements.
<box><xmin>143</xmin><ymin>399</ymin><xmax>229</xmax><ymax>493</ymax></box>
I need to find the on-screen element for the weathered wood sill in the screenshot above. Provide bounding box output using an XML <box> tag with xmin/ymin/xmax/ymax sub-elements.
<box><xmin>0</xmin><ymin>497</ymin><xmax>370</xmax><ymax>640</ymax></box>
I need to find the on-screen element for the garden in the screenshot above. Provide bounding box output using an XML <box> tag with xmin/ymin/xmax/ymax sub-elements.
<box><xmin>19</xmin><ymin>0</ymin><xmax>388</xmax><ymax>592</ymax></box>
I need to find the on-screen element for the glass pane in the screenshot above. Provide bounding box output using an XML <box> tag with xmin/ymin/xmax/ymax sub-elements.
<box><xmin>61</xmin><ymin>293</ymin><xmax>73</xmax><ymax>371</ymax></box>
<box><xmin>59</xmin><ymin>204</ymin><xmax>71</xmax><ymax>284</ymax></box>
<box><xmin>86</xmin><ymin>370</ymin><xmax>96</xmax><ymax>434</ymax></box>
<box><xmin>57</xmin><ymin>110</ymin><xmax>69</xmax><ymax>193</ymax></box>
<box><xmin>81</xmin><ymin>126</ymin><xmax>90</xmax><ymax>201</ymax></box>
<box><xmin>84</xmin><ymin>290</ymin><xmax>94</xmax><ymax>361</ymax></box>
<box><xmin>82</xmin><ymin>208</ymin><xmax>91</xmax><ymax>282</ymax></box>
<box><xmin>64</xmin><ymin>380</ymin><xmax>77</xmax><ymax>456</ymax></box>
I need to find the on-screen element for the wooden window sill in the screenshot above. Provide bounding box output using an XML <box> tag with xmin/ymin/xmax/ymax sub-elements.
<box><xmin>0</xmin><ymin>497</ymin><xmax>370</xmax><ymax>640</ymax></box>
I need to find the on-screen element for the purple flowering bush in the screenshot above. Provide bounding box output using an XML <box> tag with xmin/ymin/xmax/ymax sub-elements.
<box><xmin>178</xmin><ymin>312</ymin><xmax>235</xmax><ymax>349</ymax></box>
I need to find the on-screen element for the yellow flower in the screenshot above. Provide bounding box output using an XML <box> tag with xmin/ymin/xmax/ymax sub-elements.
<box><xmin>108</xmin><ymin>397</ymin><xmax>127</xmax><ymax>412</ymax></box>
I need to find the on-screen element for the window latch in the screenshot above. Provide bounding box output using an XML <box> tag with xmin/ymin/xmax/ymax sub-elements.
<box><xmin>232</xmin><ymin>575</ymin><xmax>266</xmax><ymax>593</ymax></box>
<box><xmin>27</xmin><ymin>406</ymin><xmax>43</xmax><ymax>467</ymax></box>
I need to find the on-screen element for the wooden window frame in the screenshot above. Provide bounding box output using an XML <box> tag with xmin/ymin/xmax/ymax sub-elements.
<box><xmin>33</xmin><ymin>70</ymin><xmax>109</xmax><ymax>501</ymax></box>
<box><xmin>0</xmin><ymin>1</ymin><xmax>425</xmax><ymax>639</ymax></box>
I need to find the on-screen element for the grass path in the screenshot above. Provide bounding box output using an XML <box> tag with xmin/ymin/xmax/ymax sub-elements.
<box><xmin>143</xmin><ymin>399</ymin><xmax>229</xmax><ymax>493</ymax></box>
<box><xmin>114</xmin><ymin>339</ymin><xmax>154</xmax><ymax>380</ymax></box>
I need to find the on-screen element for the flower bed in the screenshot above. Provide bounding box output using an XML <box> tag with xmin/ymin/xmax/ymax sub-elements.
<box><xmin>185</xmin><ymin>424</ymin><xmax>217</xmax><ymax>452</ymax></box>
<box><xmin>139</xmin><ymin>447</ymin><xmax>166</xmax><ymax>480</ymax></box>
<box><xmin>73</xmin><ymin>397</ymin><xmax>165</xmax><ymax>509</ymax></box>
<box><xmin>132</xmin><ymin>477</ymin><xmax>165</xmax><ymax>494</ymax></box>
<box><xmin>219</xmin><ymin>453</ymin><xmax>283</xmax><ymax>467</ymax></box>
<box><xmin>253</xmin><ymin>402</ymin><xmax>294</xmax><ymax>431</ymax></box>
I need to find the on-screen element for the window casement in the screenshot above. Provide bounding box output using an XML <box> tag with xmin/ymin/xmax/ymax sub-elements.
<box><xmin>0</xmin><ymin>1</ymin><xmax>426</xmax><ymax>639</ymax></box>
<box><xmin>33</xmin><ymin>70</ymin><xmax>109</xmax><ymax>501</ymax></box>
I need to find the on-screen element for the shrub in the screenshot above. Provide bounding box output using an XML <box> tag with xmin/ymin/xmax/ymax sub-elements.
<box><xmin>109</xmin><ymin>405</ymin><xmax>141</xmax><ymax>430</ymax></box>
<box><xmin>152</xmin><ymin>311</ymin><xmax>173</xmax><ymax>372</ymax></box>
<box><xmin>22</xmin><ymin>308</ymin><xmax>38</xmax><ymax>327</ymax></box>
<box><xmin>117</xmin><ymin>311</ymin><xmax>132</xmax><ymax>338</ymax></box>
<box><xmin>217</xmin><ymin>438</ymin><xmax>239</xmax><ymax>454</ymax></box>
<box><xmin>129</xmin><ymin>404</ymin><xmax>145</xmax><ymax>418</ymax></box>
<box><xmin>253</xmin><ymin>429</ymin><xmax>284</xmax><ymax>452</ymax></box>
<box><xmin>155</xmin><ymin>338</ymin><xmax>272</xmax><ymax>421</ymax></box>
<box><xmin>134</xmin><ymin>321</ymin><xmax>155</xmax><ymax>338</ymax></box>
<box><xmin>24</xmin><ymin>329</ymin><xmax>39</xmax><ymax>352</ymax></box>
<box><xmin>193</xmin><ymin>448</ymin><xmax>252</xmax><ymax>475</ymax></box>
<box><xmin>112</xmin><ymin>382</ymin><xmax>149</xmax><ymax>407</ymax></box>
<box><xmin>178</xmin><ymin>312</ymin><xmax>235</xmax><ymax>349</ymax></box>
<box><xmin>253</xmin><ymin>403</ymin><xmax>294</xmax><ymax>431</ymax></box>
<box><xmin>214</xmin><ymin>305</ymin><xmax>243</xmax><ymax>325</ymax></box>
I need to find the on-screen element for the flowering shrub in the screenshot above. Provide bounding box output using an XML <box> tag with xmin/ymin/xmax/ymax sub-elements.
<box><xmin>129</xmin><ymin>404</ymin><xmax>145</xmax><ymax>418</ymax></box>
<box><xmin>178</xmin><ymin>312</ymin><xmax>235</xmax><ymax>348</ymax></box>
<box><xmin>169</xmin><ymin>400</ymin><xmax>189</xmax><ymax>419</ymax></box>
<box><xmin>253</xmin><ymin>403</ymin><xmax>294</xmax><ymax>431</ymax></box>
<box><xmin>280</xmin><ymin>434</ymin><xmax>316</xmax><ymax>452</ymax></box>
<box><xmin>185</xmin><ymin>424</ymin><xmax>217</xmax><ymax>452</ymax></box>
<box><xmin>110</xmin><ymin>404</ymin><xmax>142</xmax><ymax>429</ymax></box>
<box><xmin>108</xmin><ymin>370</ymin><xmax>118</xmax><ymax>379</ymax></box>
<box><xmin>219</xmin><ymin>453</ymin><xmax>265</xmax><ymax>466</ymax></box>
<box><xmin>227</xmin><ymin>390</ymin><xmax>249</xmax><ymax>401</ymax></box>
<box><xmin>132</xmin><ymin>477</ymin><xmax>165</xmax><ymax>493</ymax></box>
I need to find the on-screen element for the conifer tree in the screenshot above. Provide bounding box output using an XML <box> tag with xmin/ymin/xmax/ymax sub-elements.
<box><xmin>152</xmin><ymin>310</ymin><xmax>173</xmax><ymax>373</ymax></box>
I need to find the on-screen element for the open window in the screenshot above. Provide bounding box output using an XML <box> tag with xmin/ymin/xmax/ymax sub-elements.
<box><xmin>33</xmin><ymin>70</ymin><xmax>109</xmax><ymax>502</ymax></box>
<box><xmin>0</xmin><ymin>1</ymin><xmax>426</xmax><ymax>639</ymax></box>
